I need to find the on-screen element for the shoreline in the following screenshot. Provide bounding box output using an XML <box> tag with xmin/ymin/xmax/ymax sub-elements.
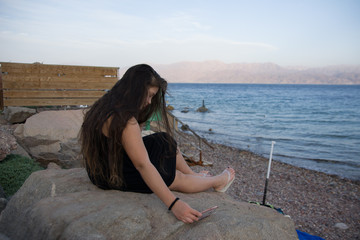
<box><xmin>223</xmin><ymin>142</ymin><xmax>359</xmax><ymax>184</ymax></box>
<box><xmin>176</xmin><ymin>132</ymin><xmax>360</xmax><ymax>240</ymax></box>
<box><xmin>184</xmin><ymin>133</ymin><xmax>360</xmax><ymax>183</ymax></box>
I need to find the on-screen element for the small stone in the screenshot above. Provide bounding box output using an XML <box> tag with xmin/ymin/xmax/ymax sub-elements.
<box><xmin>334</xmin><ymin>222</ymin><xmax>349</xmax><ymax>230</ymax></box>
<box><xmin>47</xmin><ymin>162</ymin><xmax>62</xmax><ymax>169</ymax></box>
<box><xmin>166</xmin><ymin>105</ymin><xmax>174</xmax><ymax>111</ymax></box>
<box><xmin>181</xmin><ymin>124</ymin><xmax>190</xmax><ymax>131</ymax></box>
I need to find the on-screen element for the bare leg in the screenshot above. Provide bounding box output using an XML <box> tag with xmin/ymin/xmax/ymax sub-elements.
<box><xmin>175</xmin><ymin>147</ymin><xmax>209</xmax><ymax>176</ymax></box>
<box><xmin>169</xmin><ymin>167</ymin><xmax>235</xmax><ymax>193</ymax></box>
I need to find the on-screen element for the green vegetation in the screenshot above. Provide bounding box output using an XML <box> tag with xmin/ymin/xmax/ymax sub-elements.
<box><xmin>0</xmin><ymin>154</ymin><xmax>44</xmax><ymax>197</ymax></box>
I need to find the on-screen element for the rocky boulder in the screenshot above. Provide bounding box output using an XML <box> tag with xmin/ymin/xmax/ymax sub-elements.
<box><xmin>0</xmin><ymin>126</ymin><xmax>17</xmax><ymax>161</ymax></box>
<box><xmin>3</xmin><ymin>107</ymin><xmax>36</xmax><ymax>124</ymax></box>
<box><xmin>0</xmin><ymin>167</ymin><xmax>298</xmax><ymax>240</ymax></box>
<box><xmin>14</xmin><ymin>110</ymin><xmax>84</xmax><ymax>168</ymax></box>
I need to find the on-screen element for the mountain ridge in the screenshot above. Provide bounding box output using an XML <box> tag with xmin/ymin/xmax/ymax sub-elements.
<box><xmin>121</xmin><ymin>61</ymin><xmax>360</xmax><ymax>84</ymax></box>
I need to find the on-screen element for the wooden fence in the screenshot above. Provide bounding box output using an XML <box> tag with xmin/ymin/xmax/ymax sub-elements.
<box><xmin>0</xmin><ymin>62</ymin><xmax>119</xmax><ymax>110</ymax></box>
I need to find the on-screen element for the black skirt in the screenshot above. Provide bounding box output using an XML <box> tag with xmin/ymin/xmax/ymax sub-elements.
<box><xmin>121</xmin><ymin>132</ymin><xmax>177</xmax><ymax>193</ymax></box>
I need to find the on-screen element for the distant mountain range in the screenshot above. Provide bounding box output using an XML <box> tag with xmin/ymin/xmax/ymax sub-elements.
<box><xmin>138</xmin><ymin>61</ymin><xmax>360</xmax><ymax>84</ymax></box>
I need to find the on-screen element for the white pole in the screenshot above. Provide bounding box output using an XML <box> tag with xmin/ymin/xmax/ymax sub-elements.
<box><xmin>266</xmin><ymin>141</ymin><xmax>276</xmax><ymax>179</ymax></box>
<box><xmin>263</xmin><ymin>141</ymin><xmax>276</xmax><ymax>205</ymax></box>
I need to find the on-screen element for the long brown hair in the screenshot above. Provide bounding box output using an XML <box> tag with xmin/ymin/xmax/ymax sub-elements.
<box><xmin>80</xmin><ymin>64</ymin><xmax>175</xmax><ymax>188</ymax></box>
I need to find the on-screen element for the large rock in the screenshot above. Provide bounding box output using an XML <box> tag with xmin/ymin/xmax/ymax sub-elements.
<box><xmin>3</xmin><ymin>107</ymin><xmax>36</xmax><ymax>124</ymax></box>
<box><xmin>10</xmin><ymin>144</ymin><xmax>31</xmax><ymax>159</ymax></box>
<box><xmin>0</xmin><ymin>168</ymin><xmax>298</xmax><ymax>240</ymax></box>
<box><xmin>0</xmin><ymin>126</ymin><xmax>17</xmax><ymax>161</ymax></box>
<box><xmin>14</xmin><ymin>110</ymin><xmax>84</xmax><ymax>168</ymax></box>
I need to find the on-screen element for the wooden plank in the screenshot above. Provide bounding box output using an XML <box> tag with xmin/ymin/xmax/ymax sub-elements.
<box><xmin>1</xmin><ymin>63</ymin><xmax>40</xmax><ymax>74</ymax></box>
<box><xmin>1</xmin><ymin>72</ymin><xmax>118</xmax><ymax>78</ymax></box>
<box><xmin>0</xmin><ymin>62</ymin><xmax>118</xmax><ymax>76</ymax></box>
<box><xmin>0</xmin><ymin>62</ymin><xmax>118</xmax><ymax>71</ymax></box>
<box><xmin>3</xmin><ymin>90</ymin><xmax>106</xmax><ymax>98</ymax></box>
<box><xmin>3</xmin><ymin>81</ymin><xmax>116</xmax><ymax>90</ymax></box>
<box><xmin>4</xmin><ymin>98</ymin><xmax>99</xmax><ymax>107</ymax></box>
<box><xmin>2</xmin><ymin>75</ymin><xmax>118</xmax><ymax>83</ymax></box>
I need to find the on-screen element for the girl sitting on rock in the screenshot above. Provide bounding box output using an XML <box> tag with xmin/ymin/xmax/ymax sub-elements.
<box><xmin>80</xmin><ymin>64</ymin><xmax>235</xmax><ymax>223</ymax></box>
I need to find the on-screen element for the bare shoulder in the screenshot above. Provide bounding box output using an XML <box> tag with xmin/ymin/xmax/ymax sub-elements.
<box><xmin>123</xmin><ymin>117</ymin><xmax>141</xmax><ymax>135</ymax></box>
<box><xmin>122</xmin><ymin>117</ymin><xmax>143</xmax><ymax>148</ymax></box>
<box><xmin>102</xmin><ymin>116</ymin><xmax>140</xmax><ymax>137</ymax></box>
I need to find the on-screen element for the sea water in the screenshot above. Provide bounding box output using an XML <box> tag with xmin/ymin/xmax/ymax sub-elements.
<box><xmin>166</xmin><ymin>83</ymin><xmax>360</xmax><ymax>180</ymax></box>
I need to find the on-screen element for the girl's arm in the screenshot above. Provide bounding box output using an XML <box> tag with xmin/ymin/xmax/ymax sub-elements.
<box><xmin>121</xmin><ymin>117</ymin><xmax>201</xmax><ymax>223</ymax></box>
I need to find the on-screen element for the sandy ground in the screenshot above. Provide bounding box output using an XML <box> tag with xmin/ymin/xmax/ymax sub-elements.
<box><xmin>176</xmin><ymin>132</ymin><xmax>360</xmax><ymax>240</ymax></box>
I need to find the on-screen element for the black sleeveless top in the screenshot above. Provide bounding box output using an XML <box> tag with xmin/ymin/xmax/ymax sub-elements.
<box><xmin>86</xmin><ymin>132</ymin><xmax>177</xmax><ymax>193</ymax></box>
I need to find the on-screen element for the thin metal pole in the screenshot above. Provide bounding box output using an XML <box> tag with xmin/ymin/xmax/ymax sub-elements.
<box><xmin>262</xmin><ymin>141</ymin><xmax>276</xmax><ymax>205</ymax></box>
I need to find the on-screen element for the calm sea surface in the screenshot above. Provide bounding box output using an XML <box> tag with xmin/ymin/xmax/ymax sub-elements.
<box><xmin>166</xmin><ymin>83</ymin><xmax>360</xmax><ymax>180</ymax></box>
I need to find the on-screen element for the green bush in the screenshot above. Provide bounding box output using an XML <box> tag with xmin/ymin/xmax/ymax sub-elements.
<box><xmin>0</xmin><ymin>154</ymin><xmax>44</xmax><ymax>197</ymax></box>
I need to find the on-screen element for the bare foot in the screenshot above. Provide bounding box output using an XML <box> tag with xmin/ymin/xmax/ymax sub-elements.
<box><xmin>214</xmin><ymin>167</ymin><xmax>235</xmax><ymax>192</ymax></box>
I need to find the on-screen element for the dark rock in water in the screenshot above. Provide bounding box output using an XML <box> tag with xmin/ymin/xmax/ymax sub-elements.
<box><xmin>181</xmin><ymin>107</ymin><xmax>189</xmax><ymax>113</ymax></box>
<box><xmin>196</xmin><ymin>100</ymin><xmax>208</xmax><ymax>112</ymax></box>
<box><xmin>196</xmin><ymin>107</ymin><xmax>208</xmax><ymax>112</ymax></box>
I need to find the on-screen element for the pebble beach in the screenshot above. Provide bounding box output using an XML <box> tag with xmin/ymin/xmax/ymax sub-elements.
<box><xmin>177</xmin><ymin>132</ymin><xmax>360</xmax><ymax>240</ymax></box>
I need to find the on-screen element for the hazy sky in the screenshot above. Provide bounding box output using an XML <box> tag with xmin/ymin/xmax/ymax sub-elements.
<box><xmin>1</xmin><ymin>0</ymin><xmax>359</xmax><ymax>68</ymax></box>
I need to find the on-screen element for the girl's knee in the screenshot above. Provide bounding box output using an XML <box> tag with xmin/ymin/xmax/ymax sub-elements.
<box><xmin>169</xmin><ymin>170</ymin><xmax>185</xmax><ymax>190</ymax></box>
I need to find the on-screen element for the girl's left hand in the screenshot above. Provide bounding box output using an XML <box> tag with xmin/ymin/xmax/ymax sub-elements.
<box><xmin>171</xmin><ymin>199</ymin><xmax>202</xmax><ymax>224</ymax></box>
